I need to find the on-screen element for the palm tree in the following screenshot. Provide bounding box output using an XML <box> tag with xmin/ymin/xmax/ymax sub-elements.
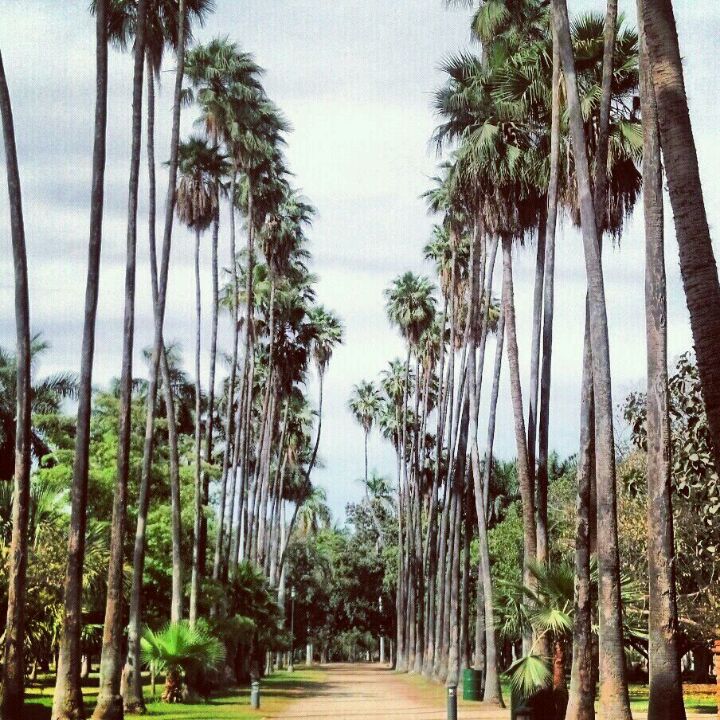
<box><xmin>640</xmin><ymin>0</ymin><xmax>720</xmax><ymax>462</ymax></box>
<box><xmin>122</xmin><ymin>2</ymin><xmax>214</xmax><ymax>707</ymax></box>
<box><xmin>92</xmin><ymin>2</ymin><xmax>150</xmax><ymax>718</ymax></box>
<box><xmin>637</xmin><ymin>4</ymin><xmax>686</xmax><ymax>717</ymax></box>
<box><xmin>0</xmin><ymin>46</ymin><xmax>32</xmax><ymax>720</ymax></box>
<box><xmin>176</xmin><ymin>135</ymin><xmax>224</xmax><ymax>625</ymax></box>
<box><xmin>385</xmin><ymin>272</ymin><xmax>436</xmax><ymax>675</ymax></box>
<box><xmin>349</xmin><ymin>380</ymin><xmax>383</xmax><ymax>490</ymax></box>
<box><xmin>551</xmin><ymin>1</ymin><xmax>632</xmax><ymax>717</ymax></box>
<box><xmin>295</xmin><ymin>486</ymin><xmax>331</xmax><ymax>538</ymax></box>
<box><xmin>303</xmin><ymin>305</ymin><xmax>344</xmax><ymax>478</ymax></box>
<box><xmin>140</xmin><ymin>622</ymin><xmax>224</xmax><ymax>703</ymax></box>
<box><xmin>0</xmin><ymin>337</ymin><xmax>78</xmax><ymax>479</ymax></box>
<box><xmin>51</xmin><ymin>3</ymin><xmax>109</xmax><ymax>717</ymax></box>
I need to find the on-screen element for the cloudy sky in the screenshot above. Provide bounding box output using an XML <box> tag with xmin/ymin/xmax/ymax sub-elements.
<box><xmin>1</xmin><ymin>1</ymin><xmax>718</xmax><ymax>517</ymax></box>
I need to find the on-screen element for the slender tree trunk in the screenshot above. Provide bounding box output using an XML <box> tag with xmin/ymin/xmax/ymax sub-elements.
<box><xmin>566</xmin><ymin>326</ymin><xmax>596</xmax><ymax>720</ymax></box>
<box><xmin>92</xmin><ymin>2</ymin><xmax>148</xmax><ymax>716</ymax></box>
<box><xmin>122</xmin><ymin>56</ymin><xmax>157</xmax><ymax>716</ymax></box>
<box><xmin>639</xmin><ymin>6</ymin><xmax>687</xmax><ymax>716</ymax></box>
<box><xmin>122</xmin><ymin>0</ymin><xmax>186</xmax><ymax>701</ymax></box>
<box><xmin>501</xmin><ymin>235</ymin><xmax>536</xmax><ymax>604</ymax></box>
<box><xmin>190</xmin><ymin>226</ymin><xmax>204</xmax><ymax>625</ymax></box>
<box><xmin>52</xmin><ymin>2</ymin><xmax>108</xmax><ymax>716</ymax></box>
<box><xmin>0</xmin><ymin>48</ymin><xmax>32</xmax><ymax>720</ymax></box>
<box><xmin>552</xmin><ymin>3</ymin><xmax>632</xmax><ymax>716</ymax></box>
<box><xmin>642</xmin><ymin>1</ymin><xmax>720</xmax><ymax>460</ymax></box>
<box><xmin>527</xmin><ymin>218</ymin><xmax>546</xmax><ymax>493</ymax></box>
<box><xmin>470</xmin><ymin>267</ymin><xmax>504</xmax><ymax>706</ymax></box>
<box><xmin>445</xmin><ymin>484</ymin><xmax>462</xmax><ymax>688</ymax></box>
<box><xmin>199</xmin><ymin>202</ymin><xmax>220</xmax><ymax>576</ymax></box>
<box><xmin>536</xmin><ymin>29</ymin><xmax>561</xmax><ymax>570</ymax></box>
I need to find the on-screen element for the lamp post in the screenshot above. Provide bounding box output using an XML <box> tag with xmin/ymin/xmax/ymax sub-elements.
<box><xmin>289</xmin><ymin>586</ymin><xmax>296</xmax><ymax>673</ymax></box>
<box><xmin>378</xmin><ymin>596</ymin><xmax>385</xmax><ymax>664</ymax></box>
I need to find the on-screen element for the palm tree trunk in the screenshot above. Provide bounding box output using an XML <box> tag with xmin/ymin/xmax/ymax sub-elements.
<box><xmin>122</xmin><ymin>55</ymin><xmax>157</xmax><ymax>714</ymax></box>
<box><xmin>445</xmin><ymin>484</ymin><xmax>462</xmax><ymax>688</ymax></box>
<box><xmin>92</xmin><ymin>2</ymin><xmax>148</xmax><ymax>716</ymax></box>
<box><xmin>641</xmin><ymin>1</ymin><xmax>720</xmax><ymax>461</ymax></box>
<box><xmin>122</xmin><ymin>0</ymin><xmax>186</xmax><ymax>701</ymax></box>
<box><xmin>536</xmin><ymin>29</ymin><xmax>561</xmax><ymax>569</ymax></box>
<box><xmin>552</xmin><ymin>2</ymin><xmax>632</xmax><ymax>716</ymax></box>
<box><xmin>0</xmin><ymin>48</ymin><xmax>32</xmax><ymax>720</ymax></box>
<box><xmin>638</xmin><ymin>6</ymin><xmax>686</xmax><ymax>717</ymax></box>
<box><xmin>200</xmin><ymin>202</ymin><xmax>220</xmax><ymax>576</ymax></box>
<box><xmin>501</xmin><ymin>235</ymin><xmax>536</xmax><ymax>607</ymax></box>
<box><xmin>470</xmin><ymin>265</ymin><xmax>504</xmax><ymax>706</ymax></box>
<box><xmin>163</xmin><ymin>348</ymin><xmax>183</xmax><ymax>624</ymax></box>
<box><xmin>190</xmin><ymin>226</ymin><xmax>204</xmax><ymax>625</ymax></box>
<box><xmin>566</xmin><ymin>325</ymin><xmax>596</xmax><ymax>720</ymax></box>
<box><xmin>527</xmin><ymin>216</ymin><xmax>546</xmax><ymax>494</ymax></box>
<box><xmin>52</xmin><ymin>2</ymin><xmax>108</xmax><ymax>716</ymax></box>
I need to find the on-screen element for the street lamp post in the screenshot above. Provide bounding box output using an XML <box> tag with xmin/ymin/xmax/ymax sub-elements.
<box><xmin>379</xmin><ymin>596</ymin><xmax>385</xmax><ymax>664</ymax></box>
<box><xmin>289</xmin><ymin>586</ymin><xmax>296</xmax><ymax>673</ymax></box>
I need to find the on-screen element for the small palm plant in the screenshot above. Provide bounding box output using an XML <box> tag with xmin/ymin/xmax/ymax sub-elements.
<box><xmin>140</xmin><ymin>621</ymin><xmax>225</xmax><ymax>703</ymax></box>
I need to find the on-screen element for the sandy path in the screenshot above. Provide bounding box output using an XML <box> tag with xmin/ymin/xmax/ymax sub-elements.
<box><xmin>264</xmin><ymin>663</ymin><xmax>506</xmax><ymax>719</ymax></box>
<box><xmin>263</xmin><ymin>663</ymin><xmax>716</xmax><ymax>720</ymax></box>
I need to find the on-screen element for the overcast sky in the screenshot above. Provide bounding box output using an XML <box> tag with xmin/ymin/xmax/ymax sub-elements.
<box><xmin>1</xmin><ymin>1</ymin><xmax>719</xmax><ymax>518</ymax></box>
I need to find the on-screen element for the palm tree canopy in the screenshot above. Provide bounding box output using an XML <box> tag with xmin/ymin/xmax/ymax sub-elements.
<box><xmin>348</xmin><ymin>380</ymin><xmax>382</xmax><ymax>435</ymax></box>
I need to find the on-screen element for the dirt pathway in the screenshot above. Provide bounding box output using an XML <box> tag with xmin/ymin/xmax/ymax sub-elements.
<box><xmin>263</xmin><ymin>663</ymin><xmax>507</xmax><ymax>719</ymax></box>
<box><xmin>263</xmin><ymin>663</ymin><xmax>716</xmax><ymax>720</ymax></box>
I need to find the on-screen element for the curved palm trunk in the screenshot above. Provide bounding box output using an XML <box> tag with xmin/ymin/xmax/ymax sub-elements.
<box><xmin>307</xmin><ymin>371</ymin><xmax>325</xmax><ymax>477</ymax></box>
<box><xmin>92</xmin><ymin>2</ymin><xmax>148</xmax><ymax>716</ymax></box>
<box><xmin>641</xmin><ymin>2</ymin><xmax>720</xmax><ymax>460</ymax></box>
<box><xmin>552</xmin><ymin>2</ymin><xmax>632</xmax><ymax>716</ymax></box>
<box><xmin>501</xmin><ymin>236</ymin><xmax>536</xmax><ymax>606</ymax></box>
<box><xmin>638</xmin><ymin>7</ymin><xmax>686</xmax><ymax>717</ymax></box>
<box><xmin>0</xmin><ymin>48</ymin><xmax>32</xmax><ymax>720</ymax></box>
<box><xmin>52</xmin><ymin>3</ymin><xmax>108</xmax><ymax>716</ymax></box>
<box><xmin>123</xmin><ymin>0</ymin><xmax>187</xmax><ymax>703</ymax></box>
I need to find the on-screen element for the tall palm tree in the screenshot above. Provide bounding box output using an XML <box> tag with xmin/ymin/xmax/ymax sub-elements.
<box><xmin>637</xmin><ymin>4</ymin><xmax>686</xmax><ymax>717</ymax></box>
<box><xmin>385</xmin><ymin>272</ymin><xmax>436</xmax><ymax>675</ymax></box>
<box><xmin>349</xmin><ymin>380</ymin><xmax>382</xmax><ymax>490</ymax></box>
<box><xmin>123</xmin><ymin>0</ymin><xmax>211</xmax><ymax>707</ymax></box>
<box><xmin>175</xmin><ymin>136</ymin><xmax>223</xmax><ymax>625</ymax></box>
<box><xmin>92</xmin><ymin>2</ymin><xmax>150</xmax><ymax>718</ymax></box>
<box><xmin>0</xmin><ymin>47</ymin><xmax>32</xmax><ymax>720</ymax></box>
<box><xmin>551</xmin><ymin>1</ymin><xmax>632</xmax><ymax>716</ymax></box>
<box><xmin>52</xmin><ymin>2</ymin><xmax>109</xmax><ymax>717</ymax></box>
<box><xmin>307</xmin><ymin>306</ymin><xmax>344</xmax><ymax>476</ymax></box>
<box><xmin>640</xmin><ymin>0</ymin><xmax>720</xmax><ymax>462</ymax></box>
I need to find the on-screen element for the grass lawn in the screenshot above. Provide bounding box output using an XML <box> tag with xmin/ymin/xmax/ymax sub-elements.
<box><xmin>24</xmin><ymin>667</ymin><xmax>326</xmax><ymax>719</ymax></box>
<box><xmin>402</xmin><ymin>672</ymin><xmax>718</xmax><ymax>716</ymax></box>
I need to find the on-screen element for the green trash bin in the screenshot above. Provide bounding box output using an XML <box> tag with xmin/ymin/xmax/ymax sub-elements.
<box><xmin>462</xmin><ymin>668</ymin><xmax>483</xmax><ymax>701</ymax></box>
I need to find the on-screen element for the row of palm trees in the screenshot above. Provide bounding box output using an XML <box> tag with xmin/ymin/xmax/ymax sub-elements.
<box><xmin>0</xmin><ymin>1</ymin><xmax>342</xmax><ymax>718</ymax></box>
<box><xmin>346</xmin><ymin>1</ymin><xmax>719</xmax><ymax>718</ymax></box>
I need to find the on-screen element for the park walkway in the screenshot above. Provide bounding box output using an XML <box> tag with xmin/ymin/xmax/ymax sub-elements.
<box><xmin>264</xmin><ymin>663</ymin><xmax>717</xmax><ymax>720</ymax></box>
<box><xmin>264</xmin><ymin>663</ymin><xmax>507</xmax><ymax>719</ymax></box>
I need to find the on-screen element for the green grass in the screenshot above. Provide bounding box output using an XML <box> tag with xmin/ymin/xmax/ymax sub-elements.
<box><xmin>401</xmin><ymin>673</ymin><xmax>718</xmax><ymax>716</ymax></box>
<box><xmin>627</xmin><ymin>683</ymin><xmax>717</xmax><ymax>714</ymax></box>
<box><xmin>25</xmin><ymin>667</ymin><xmax>326</xmax><ymax>720</ymax></box>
